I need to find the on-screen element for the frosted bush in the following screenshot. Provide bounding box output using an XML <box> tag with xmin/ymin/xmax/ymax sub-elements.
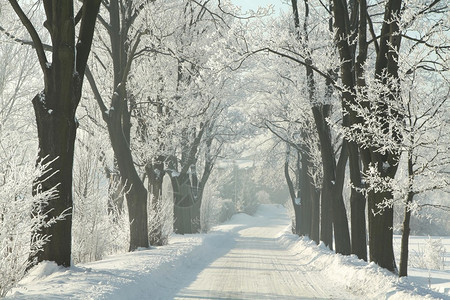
<box><xmin>0</xmin><ymin>159</ymin><xmax>61</xmax><ymax>297</ymax></box>
<box><xmin>410</xmin><ymin>237</ymin><xmax>446</xmax><ymax>271</ymax></box>
<box><xmin>148</xmin><ymin>174</ymin><xmax>173</xmax><ymax>246</ymax></box>
<box><xmin>71</xmin><ymin>191</ymin><xmax>129</xmax><ymax>264</ymax></box>
<box><xmin>72</xmin><ymin>147</ymin><xmax>129</xmax><ymax>264</ymax></box>
<box><xmin>200</xmin><ymin>183</ymin><xmax>222</xmax><ymax>233</ymax></box>
<box><xmin>218</xmin><ymin>199</ymin><xmax>236</xmax><ymax>223</ymax></box>
<box><xmin>423</xmin><ymin>238</ymin><xmax>446</xmax><ymax>270</ymax></box>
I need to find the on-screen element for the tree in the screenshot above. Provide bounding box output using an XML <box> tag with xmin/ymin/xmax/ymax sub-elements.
<box><xmin>0</xmin><ymin>10</ymin><xmax>64</xmax><ymax>291</ymax></box>
<box><xmin>86</xmin><ymin>0</ymin><xmax>158</xmax><ymax>250</ymax></box>
<box><xmin>290</xmin><ymin>0</ymin><xmax>351</xmax><ymax>254</ymax></box>
<box><xmin>340</xmin><ymin>0</ymin><xmax>449</xmax><ymax>272</ymax></box>
<box><xmin>6</xmin><ymin>0</ymin><xmax>101</xmax><ymax>267</ymax></box>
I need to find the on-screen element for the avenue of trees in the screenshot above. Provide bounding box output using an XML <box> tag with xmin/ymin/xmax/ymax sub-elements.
<box><xmin>0</xmin><ymin>0</ymin><xmax>448</xmax><ymax>295</ymax></box>
<box><xmin>249</xmin><ymin>0</ymin><xmax>449</xmax><ymax>275</ymax></box>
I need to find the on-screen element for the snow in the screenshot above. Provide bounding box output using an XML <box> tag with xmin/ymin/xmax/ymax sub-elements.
<box><xmin>38</xmin><ymin>91</ymin><xmax>45</xmax><ymax>103</ymax></box>
<box><xmin>6</xmin><ymin>205</ymin><xmax>449</xmax><ymax>299</ymax></box>
<box><xmin>393</xmin><ymin>235</ymin><xmax>450</xmax><ymax>295</ymax></box>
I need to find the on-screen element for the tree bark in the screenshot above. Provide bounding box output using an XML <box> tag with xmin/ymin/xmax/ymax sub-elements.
<box><xmin>172</xmin><ymin>172</ymin><xmax>201</xmax><ymax>234</ymax></box>
<box><xmin>171</xmin><ymin>125</ymin><xmax>207</xmax><ymax>234</ymax></box>
<box><xmin>310</xmin><ymin>183</ymin><xmax>320</xmax><ymax>244</ymax></box>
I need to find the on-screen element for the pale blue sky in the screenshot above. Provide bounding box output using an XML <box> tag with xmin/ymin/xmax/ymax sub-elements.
<box><xmin>232</xmin><ymin>0</ymin><xmax>289</xmax><ymax>13</ymax></box>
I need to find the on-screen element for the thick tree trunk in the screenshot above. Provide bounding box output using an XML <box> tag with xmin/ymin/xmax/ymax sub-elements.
<box><xmin>368</xmin><ymin>189</ymin><xmax>397</xmax><ymax>272</ymax></box>
<box><xmin>33</xmin><ymin>92</ymin><xmax>77</xmax><ymax>267</ymax></box>
<box><xmin>312</xmin><ymin>105</ymin><xmax>350</xmax><ymax>254</ymax></box>
<box><xmin>19</xmin><ymin>0</ymin><xmax>101</xmax><ymax>267</ymax></box>
<box><xmin>126</xmin><ymin>183</ymin><xmax>149</xmax><ymax>250</ymax></box>
<box><xmin>330</xmin><ymin>0</ymin><xmax>367</xmax><ymax>259</ymax></box>
<box><xmin>367</xmin><ymin>0</ymin><xmax>403</xmax><ymax>273</ymax></box>
<box><xmin>320</xmin><ymin>182</ymin><xmax>333</xmax><ymax>248</ymax></box>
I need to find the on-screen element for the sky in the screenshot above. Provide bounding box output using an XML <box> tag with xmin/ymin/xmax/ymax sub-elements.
<box><xmin>232</xmin><ymin>0</ymin><xmax>289</xmax><ymax>13</ymax></box>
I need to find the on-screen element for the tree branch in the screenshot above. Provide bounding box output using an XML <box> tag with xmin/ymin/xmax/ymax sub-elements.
<box><xmin>7</xmin><ymin>0</ymin><xmax>48</xmax><ymax>76</ymax></box>
<box><xmin>85</xmin><ymin>65</ymin><xmax>109</xmax><ymax>122</ymax></box>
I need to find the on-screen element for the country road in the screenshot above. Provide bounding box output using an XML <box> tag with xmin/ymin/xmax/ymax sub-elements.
<box><xmin>174</xmin><ymin>207</ymin><xmax>355</xmax><ymax>300</ymax></box>
<box><xmin>7</xmin><ymin>205</ymin><xmax>443</xmax><ymax>300</ymax></box>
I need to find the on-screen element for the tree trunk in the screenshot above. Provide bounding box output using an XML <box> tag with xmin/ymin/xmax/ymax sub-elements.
<box><xmin>299</xmin><ymin>151</ymin><xmax>313</xmax><ymax>237</ymax></box>
<box><xmin>367</xmin><ymin>159</ymin><xmax>398</xmax><ymax>273</ymax></box>
<box><xmin>12</xmin><ymin>0</ymin><xmax>101</xmax><ymax>267</ymax></box>
<box><xmin>312</xmin><ymin>104</ymin><xmax>350</xmax><ymax>254</ymax></box>
<box><xmin>33</xmin><ymin>92</ymin><xmax>77</xmax><ymax>267</ymax></box>
<box><xmin>328</xmin><ymin>0</ymin><xmax>367</xmax><ymax>259</ymax></box>
<box><xmin>147</xmin><ymin>158</ymin><xmax>165</xmax><ymax>246</ymax></box>
<box><xmin>285</xmin><ymin>152</ymin><xmax>301</xmax><ymax>234</ymax></box>
<box><xmin>310</xmin><ymin>184</ymin><xmax>320</xmax><ymax>243</ymax></box>
<box><xmin>172</xmin><ymin>173</ymin><xmax>200</xmax><ymax>234</ymax></box>
<box><xmin>367</xmin><ymin>0</ymin><xmax>403</xmax><ymax>273</ymax></box>
<box><xmin>126</xmin><ymin>183</ymin><xmax>149</xmax><ymax>250</ymax></box>
<box><xmin>107</xmin><ymin>90</ymin><xmax>149</xmax><ymax>250</ymax></box>
<box><xmin>399</xmin><ymin>146</ymin><xmax>415</xmax><ymax>276</ymax></box>
<box><xmin>368</xmin><ymin>189</ymin><xmax>397</xmax><ymax>272</ymax></box>
<box><xmin>319</xmin><ymin>161</ymin><xmax>333</xmax><ymax>248</ymax></box>
<box><xmin>399</xmin><ymin>190</ymin><xmax>414</xmax><ymax>277</ymax></box>
<box><xmin>348</xmin><ymin>142</ymin><xmax>367</xmax><ymax>260</ymax></box>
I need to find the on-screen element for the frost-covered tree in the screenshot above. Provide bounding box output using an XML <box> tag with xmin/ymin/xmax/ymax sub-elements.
<box><xmin>131</xmin><ymin>0</ymin><xmax>240</xmax><ymax>235</ymax></box>
<box><xmin>0</xmin><ymin>10</ymin><xmax>64</xmax><ymax>291</ymax></box>
<box><xmin>335</xmin><ymin>0</ymin><xmax>449</xmax><ymax>272</ymax></box>
<box><xmin>85</xmin><ymin>0</ymin><xmax>157</xmax><ymax>251</ymax></box>
<box><xmin>86</xmin><ymin>0</ymin><xmax>240</xmax><ymax>240</ymax></box>
<box><xmin>4</xmin><ymin>0</ymin><xmax>101</xmax><ymax>267</ymax></box>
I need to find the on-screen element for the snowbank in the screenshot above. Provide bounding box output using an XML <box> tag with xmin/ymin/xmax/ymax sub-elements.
<box><xmin>277</xmin><ymin>228</ymin><xmax>449</xmax><ymax>299</ymax></box>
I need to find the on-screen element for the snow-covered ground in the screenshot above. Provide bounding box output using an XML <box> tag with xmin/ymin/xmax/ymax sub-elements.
<box><xmin>6</xmin><ymin>205</ymin><xmax>450</xmax><ymax>299</ymax></box>
<box><xmin>393</xmin><ymin>235</ymin><xmax>450</xmax><ymax>296</ymax></box>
